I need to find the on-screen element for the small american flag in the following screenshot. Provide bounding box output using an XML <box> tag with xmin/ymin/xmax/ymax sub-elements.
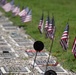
<box><xmin>12</xmin><ymin>5</ymin><xmax>20</xmax><ymax>16</ymax></box>
<box><xmin>23</xmin><ymin>10</ymin><xmax>32</xmax><ymax>23</ymax></box>
<box><xmin>44</xmin><ymin>15</ymin><xmax>49</xmax><ymax>31</ymax></box>
<box><xmin>60</xmin><ymin>23</ymin><xmax>69</xmax><ymax>50</ymax></box>
<box><xmin>38</xmin><ymin>13</ymin><xmax>44</xmax><ymax>34</ymax></box>
<box><xmin>18</xmin><ymin>7</ymin><xmax>29</xmax><ymax>17</ymax></box>
<box><xmin>2</xmin><ymin>0</ymin><xmax>14</xmax><ymax>12</ymax></box>
<box><xmin>72</xmin><ymin>37</ymin><xmax>76</xmax><ymax>54</ymax></box>
<box><xmin>47</xmin><ymin>16</ymin><xmax>55</xmax><ymax>39</ymax></box>
<box><xmin>11</xmin><ymin>5</ymin><xmax>15</xmax><ymax>11</ymax></box>
<box><xmin>44</xmin><ymin>15</ymin><xmax>50</xmax><ymax>38</ymax></box>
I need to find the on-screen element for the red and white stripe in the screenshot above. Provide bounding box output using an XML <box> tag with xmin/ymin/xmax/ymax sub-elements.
<box><xmin>12</xmin><ymin>6</ymin><xmax>20</xmax><ymax>16</ymax></box>
<box><xmin>38</xmin><ymin>20</ymin><xmax>44</xmax><ymax>33</ymax></box>
<box><xmin>18</xmin><ymin>9</ymin><xmax>27</xmax><ymax>17</ymax></box>
<box><xmin>23</xmin><ymin>15</ymin><xmax>32</xmax><ymax>23</ymax></box>
<box><xmin>72</xmin><ymin>37</ymin><xmax>76</xmax><ymax>54</ymax></box>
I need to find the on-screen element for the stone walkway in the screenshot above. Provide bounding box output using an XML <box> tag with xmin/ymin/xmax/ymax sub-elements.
<box><xmin>0</xmin><ymin>11</ymin><xmax>75</xmax><ymax>75</ymax></box>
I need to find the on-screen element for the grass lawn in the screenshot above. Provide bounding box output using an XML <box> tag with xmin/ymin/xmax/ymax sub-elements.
<box><xmin>0</xmin><ymin>0</ymin><xmax>76</xmax><ymax>72</ymax></box>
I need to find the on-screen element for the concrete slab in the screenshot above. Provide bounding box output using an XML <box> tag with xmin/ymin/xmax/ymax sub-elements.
<box><xmin>0</xmin><ymin>47</ymin><xmax>15</xmax><ymax>52</ymax></box>
<box><xmin>10</xmin><ymin>32</ymin><xmax>23</xmax><ymax>39</ymax></box>
<box><xmin>9</xmin><ymin>34</ymin><xmax>34</xmax><ymax>47</ymax></box>
<box><xmin>0</xmin><ymin>52</ymin><xmax>19</xmax><ymax>58</ymax></box>
<box><xmin>0</xmin><ymin>21</ymin><xmax>13</xmax><ymax>25</ymax></box>
<box><xmin>30</xmin><ymin>57</ymin><xmax>55</xmax><ymax>67</ymax></box>
<box><xmin>0</xmin><ymin>16</ymin><xmax>8</xmax><ymax>21</ymax></box>
<box><xmin>25</xmin><ymin>51</ymin><xmax>49</xmax><ymax>57</ymax></box>
<box><xmin>0</xmin><ymin>36</ymin><xmax>11</xmax><ymax>47</ymax></box>
<box><xmin>2</xmin><ymin>27</ymin><xmax>19</xmax><ymax>31</ymax></box>
<box><xmin>0</xmin><ymin>12</ymin><xmax>3</xmax><ymax>16</ymax></box>
<box><xmin>1</xmin><ymin>66</ymin><xmax>31</xmax><ymax>74</ymax></box>
<box><xmin>1</xmin><ymin>24</ymin><xmax>19</xmax><ymax>31</ymax></box>
<box><xmin>2</xmin><ymin>24</ymin><xmax>13</xmax><ymax>27</ymax></box>
<box><xmin>35</xmin><ymin>66</ymin><xmax>68</xmax><ymax>75</ymax></box>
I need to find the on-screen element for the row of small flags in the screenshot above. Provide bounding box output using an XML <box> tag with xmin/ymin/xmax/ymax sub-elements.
<box><xmin>38</xmin><ymin>13</ymin><xmax>76</xmax><ymax>58</ymax></box>
<box><xmin>38</xmin><ymin>13</ymin><xmax>55</xmax><ymax>39</ymax></box>
<box><xmin>0</xmin><ymin>0</ymin><xmax>32</xmax><ymax>23</ymax></box>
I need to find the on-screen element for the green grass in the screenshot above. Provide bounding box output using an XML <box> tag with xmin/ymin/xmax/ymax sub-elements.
<box><xmin>0</xmin><ymin>0</ymin><xmax>76</xmax><ymax>71</ymax></box>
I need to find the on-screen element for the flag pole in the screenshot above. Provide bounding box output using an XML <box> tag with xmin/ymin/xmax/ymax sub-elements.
<box><xmin>67</xmin><ymin>20</ymin><xmax>69</xmax><ymax>52</ymax></box>
<box><xmin>31</xmin><ymin>41</ymin><xmax>44</xmax><ymax>75</ymax></box>
<box><xmin>44</xmin><ymin>14</ymin><xmax>56</xmax><ymax>74</ymax></box>
<box><xmin>32</xmin><ymin>51</ymin><xmax>37</xmax><ymax>69</ymax></box>
<box><xmin>44</xmin><ymin>11</ymin><xmax>49</xmax><ymax>38</ymax></box>
<box><xmin>44</xmin><ymin>38</ymin><xmax>54</xmax><ymax>72</ymax></box>
<box><xmin>31</xmin><ymin>51</ymin><xmax>38</xmax><ymax>75</ymax></box>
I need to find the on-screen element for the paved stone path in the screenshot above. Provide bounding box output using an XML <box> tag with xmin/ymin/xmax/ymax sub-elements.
<box><xmin>0</xmin><ymin>11</ymin><xmax>75</xmax><ymax>75</ymax></box>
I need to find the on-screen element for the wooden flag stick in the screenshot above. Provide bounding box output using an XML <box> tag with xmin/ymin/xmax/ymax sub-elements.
<box><xmin>44</xmin><ymin>15</ymin><xmax>56</xmax><ymax>74</ymax></box>
<box><xmin>31</xmin><ymin>41</ymin><xmax>44</xmax><ymax>75</ymax></box>
<box><xmin>31</xmin><ymin>51</ymin><xmax>37</xmax><ymax>75</ymax></box>
<box><xmin>32</xmin><ymin>51</ymin><xmax>37</xmax><ymax>69</ymax></box>
<box><xmin>44</xmin><ymin>38</ymin><xmax>54</xmax><ymax>72</ymax></box>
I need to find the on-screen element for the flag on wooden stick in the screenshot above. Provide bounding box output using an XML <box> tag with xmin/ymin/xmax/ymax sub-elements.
<box><xmin>22</xmin><ymin>9</ymin><xmax>32</xmax><ymax>23</ymax></box>
<box><xmin>12</xmin><ymin>5</ymin><xmax>20</xmax><ymax>16</ymax></box>
<box><xmin>47</xmin><ymin>16</ymin><xmax>55</xmax><ymax>40</ymax></box>
<box><xmin>18</xmin><ymin>7</ymin><xmax>29</xmax><ymax>17</ymax></box>
<box><xmin>44</xmin><ymin>14</ymin><xmax>50</xmax><ymax>38</ymax></box>
<box><xmin>38</xmin><ymin>12</ymin><xmax>44</xmax><ymax>34</ymax></box>
<box><xmin>60</xmin><ymin>23</ymin><xmax>69</xmax><ymax>50</ymax></box>
<box><xmin>2</xmin><ymin>0</ymin><xmax>14</xmax><ymax>12</ymax></box>
<box><xmin>72</xmin><ymin>37</ymin><xmax>76</xmax><ymax>58</ymax></box>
